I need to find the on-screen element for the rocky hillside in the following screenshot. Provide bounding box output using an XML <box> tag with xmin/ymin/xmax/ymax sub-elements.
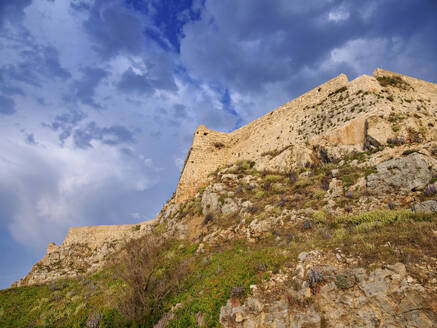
<box><xmin>1</xmin><ymin>69</ymin><xmax>436</xmax><ymax>327</ymax></box>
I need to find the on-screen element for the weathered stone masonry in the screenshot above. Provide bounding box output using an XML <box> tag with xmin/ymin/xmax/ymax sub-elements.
<box><xmin>176</xmin><ymin>68</ymin><xmax>437</xmax><ymax>202</ymax></box>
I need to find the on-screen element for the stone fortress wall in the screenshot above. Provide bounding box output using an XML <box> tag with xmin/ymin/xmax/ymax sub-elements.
<box><xmin>175</xmin><ymin>68</ymin><xmax>437</xmax><ymax>202</ymax></box>
<box><xmin>14</xmin><ymin>68</ymin><xmax>437</xmax><ymax>287</ymax></box>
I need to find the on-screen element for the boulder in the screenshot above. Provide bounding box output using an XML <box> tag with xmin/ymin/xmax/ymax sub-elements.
<box><xmin>366</xmin><ymin>153</ymin><xmax>431</xmax><ymax>193</ymax></box>
<box><xmin>210</xmin><ymin>183</ymin><xmax>226</xmax><ymax>193</ymax></box>
<box><xmin>221</xmin><ymin>198</ymin><xmax>239</xmax><ymax>216</ymax></box>
<box><xmin>412</xmin><ymin>200</ymin><xmax>437</xmax><ymax>213</ymax></box>
<box><xmin>201</xmin><ymin>191</ymin><xmax>220</xmax><ymax>215</ymax></box>
<box><xmin>221</xmin><ymin>174</ymin><xmax>238</xmax><ymax>183</ymax></box>
<box><xmin>328</xmin><ymin>178</ymin><xmax>343</xmax><ymax>198</ymax></box>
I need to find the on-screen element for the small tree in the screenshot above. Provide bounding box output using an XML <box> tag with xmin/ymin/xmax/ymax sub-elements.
<box><xmin>116</xmin><ymin>235</ymin><xmax>190</xmax><ymax>324</ymax></box>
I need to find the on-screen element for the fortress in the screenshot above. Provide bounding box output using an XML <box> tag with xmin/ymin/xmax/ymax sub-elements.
<box><xmin>176</xmin><ymin>68</ymin><xmax>437</xmax><ymax>202</ymax></box>
<box><xmin>13</xmin><ymin>68</ymin><xmax>437</xmax><ymax>287</ymax></box>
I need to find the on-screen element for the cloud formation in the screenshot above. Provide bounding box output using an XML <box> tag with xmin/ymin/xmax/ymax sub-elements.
<box><xmin>0</xmin><ymin>95</ymin><xmax>16</xmax><ymax>115</ymax></box>
<box><xmin>0</xmin><ymin>0</ymin><xmax>32</xmax><ymax>27</ymax></box>
<box><xmin>0</xmin><ymin>0</ymin><xmax>436</xmax><ymax>288</ymax></box>
<box><xmin>180</xmin><ymin>0</ymin><xmax>437</xmax><ymax>120</ymax></box>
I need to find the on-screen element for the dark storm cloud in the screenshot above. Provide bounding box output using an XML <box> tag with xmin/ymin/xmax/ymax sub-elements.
<box><xmin>25</xmin><ymin>133</ymin><xmax>37</xmax><ymax>145</ymax></box>
<box><xmin>145</xmin><ymin>55</ymin><xmax>178</xmax><ymax>91</ymax></box>
<box><xmin>67</xmin><ymin>67</ymin><xmax>108</xmax><ymax>109</ymax></box>
<box><xmin>0</xmin><ymin>70</ymin><xmax>25</xmax><ymax>96</ymax></box>
<box><xmin>0</xmin><ymin>95</ymin><xmax>16</xmax><ymax>115</ymax></box>
<box><xmin>73</xmin><ymin>122</ymin><xmax>135</xmax><ymax>149</ymax></box>
<box><xmin>70</xmin><ymin>0</ymin><xmax>91</xmax><ymax>12</ymax></box>
<box><xmin>181</xmin><ymin>0</ymin><xmax>349</xmax><ymax>92</ymax></box>
<box><xmin>45</xmin><ymin>110</ymin><xmax>87</xmax><ymax>144</ymax></box>
<box><xmin>39</xmin><ymin>46</ymin><xmax>72</xmax><ymax>80</ymax></box>
<box><xmin>0</xmin><ymin>0</ymin><xmax>32</xmax><ymax>27</ymax></box>
<box><xmin>117</xmin><ymin>67</ymin><xmax>154</xmax><ymax>95</ymax></box>
<box><xmin>117</xmin><ymin>62</ymin><xmax>178</xmax><ymax>95</ymax></box>
<box><xmin>0</xmin><ymin>45</ymin><xmax>71</xmax><ymax>88</ymax></box>
<box><xmin>180</xmin><ymin>0</ymin><xmax>437</xmax><ymax>95</ymax></box>
<box><xmin>81</xmin><ymin>0</ymin><xmax>146</xmax><ymax>59</ymax></box>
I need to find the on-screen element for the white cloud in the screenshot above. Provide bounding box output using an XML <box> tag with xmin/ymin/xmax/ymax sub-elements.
<box><xmin>321</xmin><ymin>37</ymin><xmax>403</xmax><ymax>75</ymax></box>
<box><xmin>328</xmin><ymin>8</ymin><xmax>350</xmax><ymax>22</ymax></box>
<box><xmin>0</xmin><ymin>135</ymin><xmax>156</xmax><ymax>248</ymax></box>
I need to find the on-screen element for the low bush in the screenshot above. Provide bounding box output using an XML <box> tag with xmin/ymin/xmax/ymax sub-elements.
<box><xmin>295</xmin><ymin>177</ymin><xmax>312</xmax><ymax>188</ymax></box>
<box><xmin>377</xmin><ymin>75</ymin><xmax>411</xmax><ymax>90</ymax></box>
<box><xmin>334</xmin><ymin>209</ymin><xmax>431</xmax><ymax>229</ymax></box>
<box><xmin>313</xmin><ymin>190</ymin><xmax>326</xmax><ymax>200</ymax></box>
<box><xmin>307</xmin><ymin>268</ymin><xmax>324</xmax><ymax>290</ymax></box>
<box><xmin>117</xmin><ymin>236</ymin><xmax>191</xmax><ymax>324</ymax></box>
<box><xmin>312</xmin><ymin>211</ymin><xmax>327</xmax><ymax>224</ymax></box>
<box><xmin>264</xmin><ymin>175</ymin><xmax>284</xmax><ymax>183</ymax></box>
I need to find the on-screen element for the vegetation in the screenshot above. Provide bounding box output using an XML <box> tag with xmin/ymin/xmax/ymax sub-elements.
<box><xmin>2</xmin><ymin>206</ymin><xmax>435</xmax><ymax>327</ymax></box>
<box><xmin>376</xmin><ymin>75</ymin><xmax>412</xmax><ymax>90</ymax></box>
<box><xmin>165</xmin><ymin>242</ymin><xmax>287</xmax><ymax>327</ymax></box>
<box><xmin>115</xmin><ymin>235</ymin><xmax>191</xmax><ymax>325</ymax></box>
<box><xmin>328</xmin><ymin>86</ymin><xmax>347</xmax><ymax>97</ymax></box>
<box><xmin>0</xmin><ymin>270</ymin><xmax>127</xmax><ymax>328</ymax></box>
<box><xmin>2</xmin><ymin>149</ymin><xmax>437</xmax><ymax>327</ymax></box>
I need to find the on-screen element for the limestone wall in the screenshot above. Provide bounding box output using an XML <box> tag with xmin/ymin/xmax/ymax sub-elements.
<box><xmin>175</xmin><ymin>68</ymin><xmax>437</xmax><ymax>202</ymax></box>
<box><xmin>62</xmin><ymin>222</ymin><xmax>154</xmax><ymax>249</ymax></box>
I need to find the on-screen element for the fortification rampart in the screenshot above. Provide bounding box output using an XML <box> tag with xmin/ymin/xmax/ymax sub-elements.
<box><xmin>62</xmin><ymin>221</ymin><xmax>154</xmax><ymax>248</ymax></box>
<box><xmin>14</xmin><ymin>68</ymin><xmax>437</xmax><ymax>287</ymax></box>
<box><xmin>175</xmin><ymin>68</ymin><xmax>437</xmax><ymax>202</ymax></box>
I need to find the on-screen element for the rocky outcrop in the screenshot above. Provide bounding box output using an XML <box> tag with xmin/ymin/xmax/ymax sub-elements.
<box><xmin>366</xmin><ymin>153</ymin><xmax>432</xmax><ymax>193</ymax></box>
<box><xmin>220</xmin><ymin>251</ymin><xmax>437</xmax><ymax>328</ymax></box>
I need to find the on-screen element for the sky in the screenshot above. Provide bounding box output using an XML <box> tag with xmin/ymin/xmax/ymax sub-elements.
<box><xmin>0</xmin><ymin>0</ymin><xmax>436</xmax><ymax>289</ymax></box>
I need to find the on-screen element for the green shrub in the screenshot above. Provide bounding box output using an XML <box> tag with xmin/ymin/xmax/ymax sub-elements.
<box><xmin>364</xmin><ymin>167</ymin><xmax>377</xmax><ymax>177</ymax></box>
<box><xmin>334</xmin><ymin>228</ymin><xmax>346</xmax><ymax>241</ymax></box>
<box><xmin>264</xmin><ymin>175</ymin><xmax>284</xmax><ymax>183</ymax></box>
<box><xmin>237</xmin><ymin>160</ymin><xmax>251</xmax><ymax>170</ymax></box>
<box><xmin>295</xmin><ymin>177</ymin><xmax>312</xmax><ymax>188</ymax></box>
<box><xmin>335</xmin><ymin>275</ymin><xmax>349</xmax><ymax>290</ymax></box>
<box><xmin>166</xmin><ymin>242</ymin><xmax>287</xmax><ymax>327</ymax></box>
<box><xmin>132</xmin><ymin>225</ymin><xmax>141</xmax><ymax>231</ymax></box>
<box><xmin>254</xmin><ymin>190</ymin><xmax>265</xmax><ymax>199</ymax></box>
<box><xmin>273</xmin><ymin>207</ymin><xmax>282</xmax><ymax>215</ymax></box>
<box><xmin>272</xmin><ymin>184</ymin><xmax>284</xmax><ymax>193</ymax></box>
<box><xmin>335</xmin><ymin>209</ymin><xmax>430</xmax><ymax>227</ymax></box>
<box><xmin>313</xmin><ymin>190</ymin><xmax>326</xmax><ymax>200</ymax></box>
<box><xmin>312</xmin><ymin>211</ymin><xmax>327</xmax><ymax>224</ymax></box>
<box><xmin>376</xmin><ymin>75</ymin><xmax>411</xmax><ymax>90</ymax></box>
<box><xmin>341</xmin><ymin>174</ymin><xmax>359</xmax><ymax>187</ymax></box>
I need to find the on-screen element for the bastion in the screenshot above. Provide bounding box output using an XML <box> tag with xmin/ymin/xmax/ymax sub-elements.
<box><xmin>175</xmin><ymin>68</ymin><xmax>437</xmax><ymax>202</ymax></box>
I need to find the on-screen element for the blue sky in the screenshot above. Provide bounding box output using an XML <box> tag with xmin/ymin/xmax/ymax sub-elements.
<box><xmin>0</xmin><ymin>0</ymin><xmax>436</xmax><ymax>289</ymax></box>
